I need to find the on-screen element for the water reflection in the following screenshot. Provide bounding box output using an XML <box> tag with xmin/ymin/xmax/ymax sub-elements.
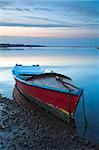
<box><xmin>0</xmin><ymin>67</ymin><xmax>14</xmax><ymax>98</ymax></box>
<box><xmin>13</xmin><ymin>86</ymin><xmax>77</xmax><ymax>138</ymax></box>
<box><xmin>0</xmin><ymin>47</ymin><xmax>98</xmax><ymax>67</ymax></box>
<box><xmin>0</xmin><ymin>47</ymin><xmax>99</xmax><ymax>144</ymax></box>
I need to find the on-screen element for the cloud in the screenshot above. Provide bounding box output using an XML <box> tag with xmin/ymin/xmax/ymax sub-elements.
<box><xmin>1</xmin><ymin>7</ymin><xmax>23</xmax><ymax>11</ymax></box>
<box><xmin>34</xmin><ymin>7</ymin><xmax>54</xmax><ymax>12</ymax></box>
<box><xmin>24</xmin><ymin>8</ymin><xmax>30</xmax><ymax>12</ymax></box>
<box><xmin>0</xmin><ymin>22</ymin><xmax>75</xmax><ymax>28</ymax></box>
<box><xmin>62</xmin><ymin>1</ymin><xmax>99</xmax><ymax>29</ymax></box>
<box><xmin>0</xmin><ymin>7</ymin><xmax>30</xmax><ymax>12</ymax></box>
<box><xmin>64</xmin><ymin>1</ymin><xmax>99</xmax><ymax>19</ymax></box>
<box><xmin>26</xmin><ymin>16</ymin><xmax>63</xmax><ymax>24</ymax></box>
<box><xmin>0</xmin><ymin>0</ymin><xmax>98</xmax><ymax>32</ymax></box>
<box><xmin>15</xmin><ymin>8</ymin><xmax>23</xmax><ymax>11</ymax></box>
<box><xmin>0</xmin><ymin>0</ymin><xmax>13</xmax><ymax>7</ymax></box>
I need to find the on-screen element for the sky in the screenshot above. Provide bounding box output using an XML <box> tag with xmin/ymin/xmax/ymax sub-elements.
<box><xmin>0</xmin><ymin>0</ymin><xmax>99</xmax><ymax>39</ymax></box>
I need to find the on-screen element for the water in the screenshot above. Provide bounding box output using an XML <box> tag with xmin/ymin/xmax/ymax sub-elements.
<box><xmin>0</xmin><ymin>47</ymin><xmax>99</xmax><ymax>144</ymax></box>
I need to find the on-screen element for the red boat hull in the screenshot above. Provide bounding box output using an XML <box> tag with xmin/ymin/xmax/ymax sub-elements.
<box><xmin>15</xmin><ymin>79</ymin><xmax>81</xmax><ymax>118</ymax></box>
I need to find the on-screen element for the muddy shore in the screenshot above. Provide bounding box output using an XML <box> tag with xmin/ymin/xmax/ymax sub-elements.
<box><xmin>0</xmin><ymin>88</ymin><xmax>99</xmax><ymax>150</ymax></box>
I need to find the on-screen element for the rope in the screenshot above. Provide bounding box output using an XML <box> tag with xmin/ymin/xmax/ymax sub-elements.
<box><xmin>82</xmin><ymin>93</ymin><xmax>88</xmax><ymax>127</ymax></box>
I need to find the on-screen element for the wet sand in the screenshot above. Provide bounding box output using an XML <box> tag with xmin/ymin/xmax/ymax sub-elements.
<box><xmin>0</xmin><ymin>88</ymin><xmax>99</xmax><ymax>150</ymax></box>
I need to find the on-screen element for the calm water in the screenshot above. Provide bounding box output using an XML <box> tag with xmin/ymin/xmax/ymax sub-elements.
<box><xmin>0</xmin><ymin>47</ymin><xmax>99</xmax><ymax>144</ymax></box>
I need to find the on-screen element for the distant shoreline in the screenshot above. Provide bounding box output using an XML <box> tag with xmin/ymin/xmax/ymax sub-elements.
<box><xmin>0</xmin><ymin>44</ymin><xmax>99</xmax><ymax>49</ymax></box>
<box><xmin>0</xmin><ymin>44</ymin><xmax>46</xmax><ymax>48</ymax></box>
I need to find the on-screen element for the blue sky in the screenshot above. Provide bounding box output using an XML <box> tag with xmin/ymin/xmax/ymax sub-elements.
<box><xmin>0</xmin><ymin>0</ymin><xmax>99</xmax><ymax>38</ymax></box>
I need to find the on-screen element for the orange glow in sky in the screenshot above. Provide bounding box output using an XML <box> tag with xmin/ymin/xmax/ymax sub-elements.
<box><xmin>0</xmin><ymin>1</ymin><xmax>98</xmax><ymax>39</ymax></box>
<box><xmin>0</xmin><ymin>26</ymin><xmax>97</xmax><ymax>38</ymax></box>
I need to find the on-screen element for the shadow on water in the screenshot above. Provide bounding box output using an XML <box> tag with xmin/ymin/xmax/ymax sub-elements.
<box><xmin>13</xmin><ymin>85</ymin><xmax>78</xmax><ymax>138</ymax></box>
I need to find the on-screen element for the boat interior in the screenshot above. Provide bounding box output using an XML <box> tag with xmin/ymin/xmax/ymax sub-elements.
<box><xmin>19</xmin><ymin>73</ymin><xmax>79</xmax><ymax>92</ymax></box>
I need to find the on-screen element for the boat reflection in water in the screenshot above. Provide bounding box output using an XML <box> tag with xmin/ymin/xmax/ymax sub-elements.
<box><xmin>13</xmin><ymin>85</ymin><xmax>77</xmax><ymax>138</ymax></box>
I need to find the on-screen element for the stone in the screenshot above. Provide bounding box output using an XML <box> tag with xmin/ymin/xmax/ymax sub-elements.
<box><xmin>0</xmin><ymin>124</ymin><xmax>5</xmax><ymax>130</ymax></box>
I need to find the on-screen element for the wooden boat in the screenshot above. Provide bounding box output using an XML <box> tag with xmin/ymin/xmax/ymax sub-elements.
<box><xmin>12</xmin><ymin>64</ymin><xmax>84</xmax><ymax>121</ymax></box>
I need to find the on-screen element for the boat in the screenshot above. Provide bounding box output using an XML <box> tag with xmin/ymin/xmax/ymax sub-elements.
<box><xmin>12</xmin><ymin>64</ymin><xmax>84</xmax><ymax>121</ymax></box>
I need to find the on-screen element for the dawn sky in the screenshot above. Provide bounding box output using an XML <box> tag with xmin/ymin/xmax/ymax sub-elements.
<box><xmin>0</xmin><ymin>0</ymin><xmax>99</xmax><ymax>38</ymax></box>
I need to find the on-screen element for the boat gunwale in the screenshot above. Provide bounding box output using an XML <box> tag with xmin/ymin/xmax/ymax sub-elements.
<box><xmin>12</xmin><ymin>71</ymin><xmax>83</xmax><ymax>97</ymax></box>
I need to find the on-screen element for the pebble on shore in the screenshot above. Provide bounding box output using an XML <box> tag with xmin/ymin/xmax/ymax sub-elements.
<box><xmin>0</xmin><ymin>89</ymin><xmax>98</xmax><ymax>150</ymax></box>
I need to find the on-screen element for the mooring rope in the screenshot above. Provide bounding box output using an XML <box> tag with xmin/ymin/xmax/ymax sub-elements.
<box><xmin>82</xmin><ymin>93</ymin><xmax>88</xmax><ymax>128</ymax></box>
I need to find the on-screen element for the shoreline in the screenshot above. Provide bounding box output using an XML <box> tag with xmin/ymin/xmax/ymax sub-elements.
<box><xmin>0</xmin><ymin>89</ymin><xmax>99</xmax><ymax>150</ymax></box>
<box><xmin>0</xmin><ymin>43</ymin><xmax>98</xmax><ymax>49</ymax></box>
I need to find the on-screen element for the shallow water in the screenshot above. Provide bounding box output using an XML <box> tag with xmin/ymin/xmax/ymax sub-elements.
<box><xmin>0</xmin><ymin>47</ymin><xmax>99</xmax><ymax>144</ymax></box>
